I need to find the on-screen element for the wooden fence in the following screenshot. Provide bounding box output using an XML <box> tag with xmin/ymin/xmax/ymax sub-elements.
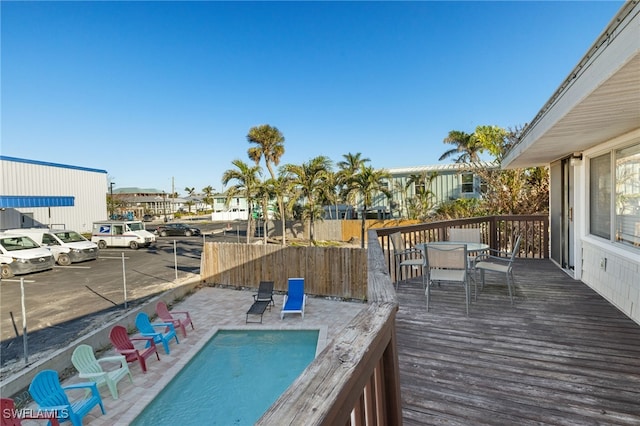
<box><xmin>201</xmin><ymin>243</ymin><xmax>368</xmax><ymax>300</ymax></box>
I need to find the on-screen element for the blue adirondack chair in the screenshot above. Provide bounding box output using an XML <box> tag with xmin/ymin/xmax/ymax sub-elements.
<box><xmin>280</xmin><ymin>277</ymin><xmax>306</xmax><ymax>319</ymax></box>
<box><xmin>28</xmin><ymin>370</ymin><xmax>105</xmax><ymax>426</ymax></box>
<box><xmin>135</xmin><ymin>312</ymin><xmax>179</xmax><ymax>354</ymax></box>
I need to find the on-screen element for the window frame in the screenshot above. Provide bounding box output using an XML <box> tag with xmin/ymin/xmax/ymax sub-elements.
<box><xmin>460</xmin><ymin>173</ymin><xmax>475</xmax><ymax>194</ymax></box>
<box><xmin>588</xmin><ymin>141</ymin><xmax>640</xmax><ymax>251</ymax></box>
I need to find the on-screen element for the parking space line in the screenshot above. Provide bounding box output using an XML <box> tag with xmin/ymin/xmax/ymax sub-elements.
<box><xmin>98</xmin><ymin>256</ymin><xmax>130</xmax><ymax>259</ymax></box>
<box><xmin>1</xmin><ymin>278</ymin><xmax>36</xmax><ymax>283</ymax></box>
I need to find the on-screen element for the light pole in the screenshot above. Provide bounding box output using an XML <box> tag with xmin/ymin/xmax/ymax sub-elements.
<box><xmin>109</xmin><ymin>182</ymin><xmax>115</xmax><ymax>219</ymax></box>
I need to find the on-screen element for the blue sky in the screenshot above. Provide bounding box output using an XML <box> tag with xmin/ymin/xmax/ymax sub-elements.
<box><xmin>2</xmin><ymin>1</ymin><xmax>624</xmax><ymax>195</ymax></box>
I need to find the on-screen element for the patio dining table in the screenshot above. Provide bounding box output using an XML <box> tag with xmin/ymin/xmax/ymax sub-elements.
<box><xmin>415</xmin><ymin>241</ymin><xmax>489</xmax><ymax>254</ymax></box>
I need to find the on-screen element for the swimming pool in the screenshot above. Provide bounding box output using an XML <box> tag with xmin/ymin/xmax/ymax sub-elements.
<box><xmin>131</xmin><ymin>329</ymin><xmax>319</xmax><ymax>425</ymax></box>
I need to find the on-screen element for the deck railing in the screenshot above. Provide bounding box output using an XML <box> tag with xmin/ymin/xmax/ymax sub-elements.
<box><xmin>257</xmin><ymin>230</ymin><xmax>402</xmax><ymax>425</ymax></box>
<box><xmin>374</xmin><ymin>214</ymin><xmax>549</xmax><ymax>282</ymax></box>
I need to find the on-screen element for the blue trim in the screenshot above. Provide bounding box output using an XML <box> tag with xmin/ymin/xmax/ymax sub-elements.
<box><xmin>0</xmin><ymin>156</ymin><xmax>107</xmax><ymax>174</ymax></box>
<box><xmin>0</xmin><ymin>196</ymin><xmax>75</xmax><ymax>208</ymax></box>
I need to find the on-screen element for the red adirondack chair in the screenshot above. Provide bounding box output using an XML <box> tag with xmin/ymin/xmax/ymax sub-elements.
<box><xmin>156</xmin><ymin>301</ymin><xmax>194</xmax><ymax>338</ymax></box>
<box><xmin>108</xmin><ymin>325</ymin><xmax>160</xmax><ymax>373</ymax></box>
<box><xmin>1</xmin><ymin>398</ymin><xmax>60</xmax><ymax>426</ymax></box>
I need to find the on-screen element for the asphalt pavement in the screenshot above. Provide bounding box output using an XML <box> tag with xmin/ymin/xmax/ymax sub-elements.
<box><xmin>0</xmin><ymin>220</ymin><xmax>248</xmax><ymax>370</ymax></box>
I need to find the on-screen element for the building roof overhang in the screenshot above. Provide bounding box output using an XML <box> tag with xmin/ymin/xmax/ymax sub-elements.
<box><xmin>503</xmin><ymin>1</ymin><xmax>640</xmax><ymax>169</ymax></box>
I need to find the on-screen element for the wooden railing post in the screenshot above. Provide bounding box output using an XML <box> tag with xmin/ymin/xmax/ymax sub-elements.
<box><xmin>490</xmin><ymin>215</ymin><xmax>498</xmax><ymax>252</ymax></box>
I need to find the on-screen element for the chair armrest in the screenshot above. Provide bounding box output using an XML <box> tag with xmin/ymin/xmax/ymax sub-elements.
<box><xmin>63</xmin><ymin>381</ymin><xmax>99</xmax><ymax>392</ymax></box>
<box><xmin>151</xmin><ymin>322</ymin><xmax>175</xmax><ymax>330</ymax></box>
<box><xmin>116</xmin><ymin>348</ymin><xmax>138</xmax><ymax>355</ymax></box>
<box><xmin>152</xmin><ymin>322</ymin><xmax>176</xmax><ymax>334</ymax></box>
<box><xmin>170</xmin><ymin>310</ymin><xmax>190</xmax><ymax>317</ymax></box>
<box><xmin>131</xmin><ymin>336</ymin><xmax>155</xmax><ymax>343</ymax></box>
<box><xmin>475</xmin><ymin>254</ymin><xmax>512</xmax><ymax>265</ymax></box>
<box><xmin>97</xmin><ymin>355</ymin><xmax>127</xmax><ymax>364</ymax></box>
<box><xmin>484</xmin><ymin>248</ymin><xmax>511</xmax><ymax>257</ymax></box>
<box><xmin>396</xmin><ymin>248</ymin><xmax>421</xmax><ymax>255</ymax></box>
<box><xmin>130</xmin><ymin>336</ymin><xmax>157</xmax><ymax>348</ymax></box>
<box><xmin>394</xmin><ymin>248</ymin><xmax>423</xmax><ymax>259</ymax></box>
<box><xmin>78</xmin><ymin>371</ymin><xmax>107</xmax><ymax>379</ymax></box>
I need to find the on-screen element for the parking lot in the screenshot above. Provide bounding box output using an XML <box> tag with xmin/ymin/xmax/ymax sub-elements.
<box><xmin>0</xmin><ymin>221</ymin><xmax>247</xmax><ymax>369</ymax></box>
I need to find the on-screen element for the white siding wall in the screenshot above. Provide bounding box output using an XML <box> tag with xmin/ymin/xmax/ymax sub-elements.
<box><xmin>577</xmin><ymin>131</ymin><xmax>640</xmax><ymax>325</ymax></box>
<box><xmin>0</xmin><ymin>159</ymin><xmax>107</xmax><ymax>233</ymax></box>
<box><xmin>582</xmin><ymin>239</ymin><xmax>640</xmax><ymax>325</ymax></box>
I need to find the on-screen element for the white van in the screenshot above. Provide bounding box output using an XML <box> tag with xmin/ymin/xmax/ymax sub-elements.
<box><xmin>0</xmin><ymin>232</ymin><xmax>55</xmax><ymax>279</ymax></box>
<box><xmin>91</xmin><ymin>220</ymin><xmax>156</xmax><ymax>250</ymax></box>
<box><xmin>9</xmin><ymin>228</ymin><xmax>99</xmax><ymax>266</ymax></box>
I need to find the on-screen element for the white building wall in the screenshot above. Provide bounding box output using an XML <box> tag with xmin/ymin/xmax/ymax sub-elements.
<box><xmin>582</xmin><ymin>239</ymin><xmax>640</xmax><ymax>324</ymax></box>
<box><xmin>0</xmin><ymin>158</ymin><xmax>108</xmax><ymax>233</ymax></box>
<box><xmin>578</xmin><ymin>131</ymin><xmax>640</xmax><ymax>325</ymax></box>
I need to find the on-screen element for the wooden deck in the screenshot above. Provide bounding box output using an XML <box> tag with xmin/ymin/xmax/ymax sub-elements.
<box><xmin>395</xmin><ymin>259</ymin><xmax>640</xmax><ymax>425</ymax></box>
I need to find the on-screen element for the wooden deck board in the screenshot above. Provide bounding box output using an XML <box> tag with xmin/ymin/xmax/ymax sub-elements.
<box><xmin>396</xmin><ymin>259</ymin><xmax>640</xmax><ymax>425</ymax></box>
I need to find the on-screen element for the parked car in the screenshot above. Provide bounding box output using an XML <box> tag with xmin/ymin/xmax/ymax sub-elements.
<box><xmin>91</xmin><ymin>220</ymin><xmax>156</xmax><ymax>249</ymax></box>
<box><xmin>7</xmin><ymin>228</ymin><xmax>98</xmax><ymax>265</ymax></box>
<box><xmin>154</xmin><ymin>223</ymin><xmax>201</xmax><ymax>237</ymax></box>
<box><xmin>0</xmin><ymin>232</ymin><xmax>55</xmax><ymax>278</ymax></box>
<box><xmin>142</xmin><ymin>214</ymin><xmax>154</xmax><ymax>222</ymax></box>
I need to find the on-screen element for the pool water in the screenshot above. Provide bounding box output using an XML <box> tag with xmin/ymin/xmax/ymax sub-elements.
<box><xmin>131</xmin><ymin>329</ymin><xmax>319</xmax><ymax>425</ymax></box>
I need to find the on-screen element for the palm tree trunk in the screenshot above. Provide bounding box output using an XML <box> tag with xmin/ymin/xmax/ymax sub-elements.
<box><xmin>261</xmin><ymin>199</ymin><xmax>269</xmax><ymax>244</ymax></box>
<box><xmin>279</xmin><ymin>198</ymin><xmax>286</xmax><ymax>246</ymax></box>
<box><xmin>246</xmin><ymin>205</ymin><xmax>252</xmax><ymax>244</ymax></box>
<box><xmin>360</xmin><ymin>205</ymin><xmax>366</xmax><ymax>248</ymax></box>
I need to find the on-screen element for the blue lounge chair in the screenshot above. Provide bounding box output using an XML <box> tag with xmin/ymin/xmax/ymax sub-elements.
<box><xmin>135</xmin><ymin>312</ymin><xmax>179</xmax><ymax>355</ymax></box>
<box><xmin>28</xmin><ymin>370</ymin><xmax>105</xmax><ymax>426</ymax></box>
<box><xmin>280</xmin><ymin>277</ymin><xmax>306</xmax><ymax>319</ymax></box>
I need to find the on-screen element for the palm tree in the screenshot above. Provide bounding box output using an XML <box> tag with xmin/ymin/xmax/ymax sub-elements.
<box><xmin>439</xmin><ymin>130</ymin><xmax>483</xmax><ymax>163</ymax></box>
<box><xmin>282</xmin><ymin>156</ymin><xmax>333</xmax><ymax>244</ymax></box>
<box><xmin>406</xmin><ymin>171</ymin><xmax>438</xmax><ymax>219</ymax></box>
<box><xmin>336</xmin><ymin>152</ymin><xmax>371</xmax><ymax>215</ymax></box>
<box><xmin>184</xmin><ymin>187</ymin><xmax>196</xmax><ymax>213</ymax></box>
<box><xmin>202</xmin><ymin>185</ymin><xmax>215</xmax><ymax>211</ymax></box>
<box><xmin>337</xmin><ymin>152</ymin><xmax>371</xmax><ymax>175</ymax></box>
<box><xmin>319</xmin><ymin>170</ymin><xmax>339</xmax><ymax>219</ymax></box>
<box><xmin>392</xmin><ymin>180</ymin><xmax>408</xmax><ymax>219</ymax></box>
<box><xmin>343</xmin><ymin>165</ymin><xmax>391</xmax><ymax>248</ymax></box>
<box><xmin>222</xmin><ymin>159</ymin><xmax>261</xmax><ymax>244</ymax></box>
<box><xmin>336</xmin><ymin>153</ymin><xmax>370</xmax><ymax>187</ymax></box>
<box><xmin>247</xmin><ymin>124</ymin><xmax>287</xmax><ymax>245</ymax></box>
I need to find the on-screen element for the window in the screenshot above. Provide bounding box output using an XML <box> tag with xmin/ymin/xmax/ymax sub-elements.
<box><xmin>590</xmin><ymin>153</ymin><xmax>611</xmax><ymax>239</ymax></box>
<box><xmin>615</xmin><ymin>144</ymin><xmax>640</xmax><ymax>247</ymax></box>
<box><xmin>589</xmin><ymin>142</ymin><xmax>640</xmax><ymax>249</ymax></box>
<box><xmin>42</xmin><ymin>234</ymin><xmax>60</xmax><ymax>245</ymax></box>
<box><xmin>461</xmin><ymin>173</ymin><xmax>474</xmax><ymax>193</ymax></box>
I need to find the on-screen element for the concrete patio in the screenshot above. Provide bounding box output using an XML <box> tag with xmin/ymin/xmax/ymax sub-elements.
<box><xmin>18</xmin><ymin>286</ymin><xmax>367</xmax><ymax>425</ymax></box>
